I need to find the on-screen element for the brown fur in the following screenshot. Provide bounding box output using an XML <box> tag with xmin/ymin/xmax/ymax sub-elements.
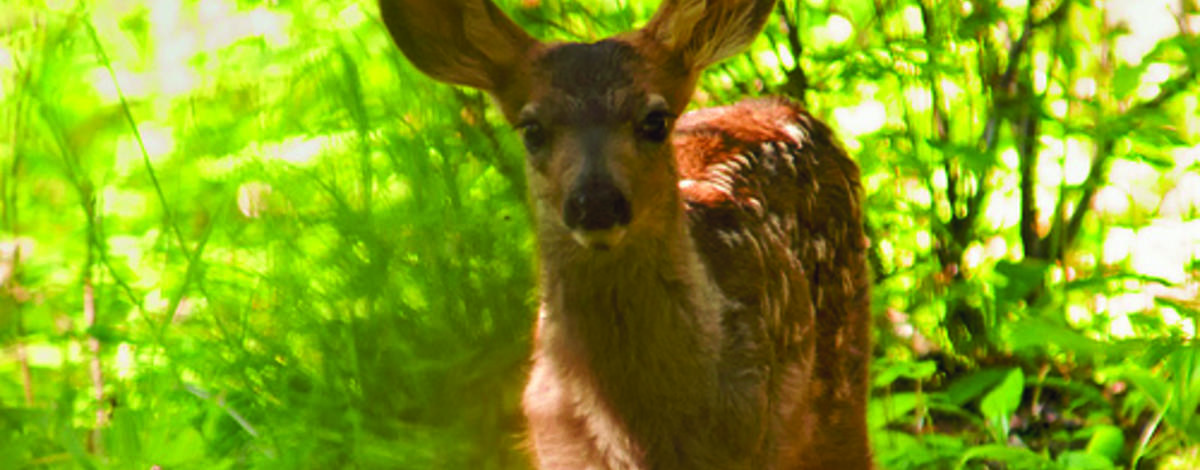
<box><xmin>378</xmin><ymin>1</ymin><xmax>871</xmax><ymax>468</ymax></box>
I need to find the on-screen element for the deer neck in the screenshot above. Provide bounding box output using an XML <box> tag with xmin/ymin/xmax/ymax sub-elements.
<box><xmin>533</xmin><ymin>195</ymin><xmax>727</xmax><ymax>425</ymax></box>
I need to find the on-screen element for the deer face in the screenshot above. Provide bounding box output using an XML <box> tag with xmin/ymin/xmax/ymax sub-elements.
<box><xmin>516</xmin><ymin>41</ymin><xmax>683</xmax><ymax>249</ymax></box>
<box><xmin>378</xmin><ymin>0</ymin><xmax>777</xmax><ymax>249</ymax></box>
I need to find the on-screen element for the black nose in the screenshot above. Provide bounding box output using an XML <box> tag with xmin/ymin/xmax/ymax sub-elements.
<box><xmin>563</xmin><ymin>182</ymin><xmax>632</xmax><ymax>231</ymax></box>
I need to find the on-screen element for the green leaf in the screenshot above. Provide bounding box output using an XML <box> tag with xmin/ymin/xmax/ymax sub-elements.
<box><xmin>873</xmin><ymin>358</ymin><xmax>938</xmax><ymax>388</ymax></box>
<box><xmin>147</xmin><ymin>426</ymin><xmax>206</xmax><ymax>465</ymax></box>
<box><xmin>874</xmin><ymin>430</ymin><xmax>966</xmax><ymax>469</ymax></box>
<box><xmin>944</xmin><ymin>368</ymin><xmax>1008</xmax><ymax>406</ymax></box>
<box><xmin>979</xmin><ymin>368</ymin><xmax>1025</xmax><ymax>440</ymax></box>
<box><xmin>83</xmin><ymin>324</ymin><xmax>131</xmax><ymax>344</ymax></box>
<box><xmin>873</xmin><ymin>430</ymin><xmax>925</xmax><ymax>464</ymax></box>
<box><xmin>993</xmin><ymin>260</ymin><xmax>1050</xmax><ymax>303</ymax></box>
<box><xmin>1083</xmin><ymin>424</ymin><xmax>1124</xmax><ymax>463</ymax></box>
<box><xmin>1155</xmin><ymin>297</ymin><xmax>1200</xmax><ymax>322</ymax></box>
<box><xmin>1135</xmin><ymin>123</ymin><xmax>1189</xmax><ymax>148</ymax></box>
<box><xmin>956</xmin><ymin>444</ymin><xmax>1047</xmax><ymax>470</ymax></box>
<box><xmin>106</xmin><ymin>407</ymin><xmax>144</xmax><ymax>464</ymax></box>
<box><xmin>1058</xmin><ymin>450</ymin><xmax>1116</xmax><ymax>469</ymax></box>
<box><xmin>1055</xmin><ymin>40</ymin><xmax>1078</xmax><ymax>69</ymax></box>
<box><xmin>1165</xmin><ymin>347</ymin><xmax>1200</xmax><ymax>440</ymax></box>
<box><xmin>869</xmin><ymin>392</ymin><xmax>920</xmax><ymax>431</ymax></box>
<box><xmin>1064</xmin><ymin>271</ymin><xmax>1176</xmax><ymax>291</ymax></box>
<box><xmin>1008</xmin><ymin>316</ymin><xmax>1109</xmax><ymax>359</ymax></box>
<box><xmin>1112</xmin><ymin>63</ymin><xmax>1147</xmax><ymax>100</ymax></box>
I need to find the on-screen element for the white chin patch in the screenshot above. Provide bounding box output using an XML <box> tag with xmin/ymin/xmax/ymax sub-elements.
<box><xmin>571</xmin><ymin>228</ymin><xmax>627</xmax><ymax>250</ymax></box>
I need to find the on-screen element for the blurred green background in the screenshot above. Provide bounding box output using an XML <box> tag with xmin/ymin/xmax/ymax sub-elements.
<box><xmin>1</xmin><ymin>0</ymin><xmax>1198</xmax><ymax>468</ymax></box>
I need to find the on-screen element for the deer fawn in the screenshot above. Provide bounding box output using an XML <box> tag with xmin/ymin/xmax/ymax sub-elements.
<box><xmin>379</xmin><ymin>0</ymin><xmax>870</xmax><ymax>468</ymax></box>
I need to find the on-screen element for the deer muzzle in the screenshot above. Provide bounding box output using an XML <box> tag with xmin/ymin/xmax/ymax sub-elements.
<box><xmin>563</xmin><ymin>178</ymin><xmax>631</xmax><ymax>249</ymax></box>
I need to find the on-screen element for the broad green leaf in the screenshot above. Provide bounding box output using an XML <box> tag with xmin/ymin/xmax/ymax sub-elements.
<box><xmin>1112</xmin><ymin>63</ymin><xmax>1147</xmax><ymax>100</ymax></box>
<box><xmin>1008</xmin><ymin>317</ymin><xmax>1109</xmax><ymax>359</ymax></box>
<box><xmin>869</xmin><ymin>392</ymin><xmax>920</xmax><ymax>431</ymax></box>
<box><xmin>873</xmin><ymin>358</ymin><xmax>938</xmax><ymax>388</ymax></box>
<box><xmin>1165</xmin><ymin>347</ymin><xmax>1200</xmax><ymax>440</ymax></box>
<box><xmin>1058</xmin><ymin>450</ymin><xmax>1116</xmax><ymax>470</ymax></box>
<box><xmin>993</xmin><ymin>260</ymin><xmax>1050</xmax><ymax>303</ymax></box>
<box><xmin>980</xmin><ymin>368</ymin><xmax>1025</xmax><ymax>440</ymax></box>
<box><xmin>147</xmin><ymin>426</ymin><xmax>206</xmax><ymax>465</ymax></box>
<box><xmin>1083</xmin><ymin>424</ymin><xmax>1124</xmax><ymax>462</ymax></box>
<box><xmin>944</xmin><ymin>368</ymin><xmax>1008</xmax><ymax>406</ymax></box>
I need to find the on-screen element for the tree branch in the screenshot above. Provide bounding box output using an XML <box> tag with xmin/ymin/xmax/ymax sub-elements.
<box><xmin>1062</xmin><ymin>65</ymin><xmax>1197</xmax><ymax>246</ymax></box>
<box><xmin>82</xmin><ymin>196</ymin><xmax>106</xmax><ymax>455</ymax></box>
<box><xmin>776</xmin><ymin>1</ymin><xmax>809</xmax><ymax>103</ymax></box>
<box><xmin>1008</xmin><ymin>0</ymin><xmax>1074</xmax><ymax>260</ymax></box>
<box><xmin>1016</xmin><ymin>93</ymin><xmax>1043</xmax><ymax>259</ymax></box>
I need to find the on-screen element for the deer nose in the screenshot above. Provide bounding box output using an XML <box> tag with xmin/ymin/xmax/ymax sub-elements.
<box><xmin>563</xmin><ymin>181</ymin><xmax>632</xmax><ymax>231</ymax></box>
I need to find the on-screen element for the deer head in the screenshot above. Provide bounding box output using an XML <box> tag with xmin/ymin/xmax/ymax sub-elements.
<box><xmin>379</xmin><ymin>0</ymin><xmax>776</xmax><ymax>250</ymax></box>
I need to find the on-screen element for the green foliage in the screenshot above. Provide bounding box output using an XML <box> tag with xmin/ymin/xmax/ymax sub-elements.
<box><xmin>980</xmin><ymin>368</ymin><xmax>1025</xmax><ymax>442</ymax></box>
<box><xmin>1</xmin><ymin>0</ymin><xmax>1198</xmax><ymax>468</ymax></box>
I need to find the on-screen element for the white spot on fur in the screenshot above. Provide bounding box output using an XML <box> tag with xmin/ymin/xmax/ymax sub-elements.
<box><xmin>841</xmin><ymin>268</ymin><xmax>855</xmax><ymax>295</ymax></box>
<box><xmin>781</xmin><ymin>145</ymin><xmax>798</xmax><ymax>174</ymax></box>
<box><xmin>760</xmin><ymin>143</ymin><xmax>780</xmax><ymax>174</ymax></box>
<box><xmin>777</xmin><ymin>269</ymin><xmax>791</xmax><ymax>314</ymax></box>
<box><xmin>711</xmin><ymin>178</ymin><xmax>734</xmax><ymax>197</ymax></box>
<box><xmin>813</xmin><ymin>237</ymin><xmax>828</xmax><ymax>262</ymax></box>
<box><xmin>782</xmin><ymin>123</ymin><xmax>807</xmax><ymax>144</ymax></box>
<box><xmin>718</xmin><ymin>230</ymin><xmax>743</xmax><ymax>247</ymax></box>
<box><xmin>745</xmin><ymin>198</ymin><xmax>764</xmax><ymax>217</ymax></box>
<box><xmin>732</xmin><ymin>153</ymin><xmax>752</xmax><ymax>170</ymax></box>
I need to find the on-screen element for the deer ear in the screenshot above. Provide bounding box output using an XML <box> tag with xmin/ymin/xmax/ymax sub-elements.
<box><xmin>379</xmin><ymin>0</ymin><xmax>539</xmax><ymax>92</ymax></box>
<box><xmin>642</xmin><ymin>0</ymin><xmax>776</xmax><ymax>72</ymax></box>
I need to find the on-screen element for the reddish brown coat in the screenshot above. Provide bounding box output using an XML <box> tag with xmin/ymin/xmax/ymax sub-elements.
<box><xmin>676</xmin><ymin>98</ymin><xmax>872</xmax><ymax>468</ymax></box>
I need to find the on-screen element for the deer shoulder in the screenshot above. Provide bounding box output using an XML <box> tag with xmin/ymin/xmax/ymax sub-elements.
<box><xmin>675</xmin><ymin>98</ymin><xmax>872</xmax><ymax>466</ymax></box>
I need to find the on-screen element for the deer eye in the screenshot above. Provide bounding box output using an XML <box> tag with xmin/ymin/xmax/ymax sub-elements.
<box><xmin>519</xmin><ymin>121</ymin><xmax>547</xmax><ymax>152</ymax></box>
<box><xmin>638</xmin><ymin>111</ymin><xmax>673</xmax><ymax>142</ymax></box>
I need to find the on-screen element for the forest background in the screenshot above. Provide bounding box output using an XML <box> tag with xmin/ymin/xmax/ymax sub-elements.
<box><xmin>2</xmin><ymin>0</ymin><xmax>1199</xmax><ymax>468</ymax></box>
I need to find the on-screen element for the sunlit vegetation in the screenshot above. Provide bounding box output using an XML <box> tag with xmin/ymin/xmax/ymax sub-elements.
<box><xmin>2</xmin><ymin>0</ymin><xmax>1198</xmax><ymax>468</ymax></box>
